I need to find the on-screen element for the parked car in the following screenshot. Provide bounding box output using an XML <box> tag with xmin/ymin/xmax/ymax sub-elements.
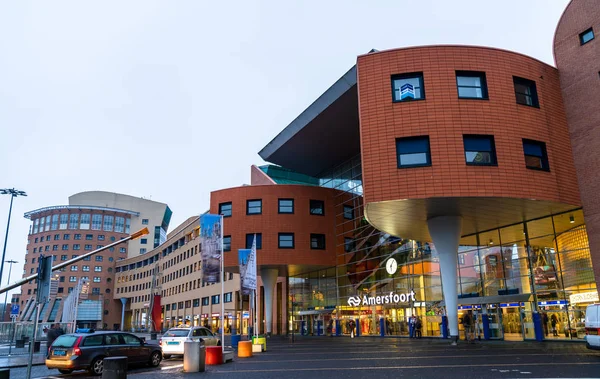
<box><xmin>586</xmin><ymin>304</ymin><xmax>600</xmax><ymax>350</ymax></box>
<box><xmin>159</xmin><ymin>326</ymin><xmax>220</xmax><ymax>359</ymax></box>
<box><xmin>46</xmin><ymin>331</ymin><xmax>162</xmax><ymax>375</ymax></box>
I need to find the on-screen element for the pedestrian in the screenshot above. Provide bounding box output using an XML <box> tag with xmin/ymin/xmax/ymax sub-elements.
<box><xmin>542</xmin><ymin>312</ymin><xmax>549</xmax><ymax>337</ymax></box>
<box><xmin>550</xmin><ymin>314</ymin><xmax>558</xmax><ymax>336</ymax></box>
<box><xmin>415</xmin><ymin>317</ymin><xmax>422</xmax><ymax>339</ymax></box>
<box><xmin>408</xmin><ymin>315</ymin><xmax>416</xmax><ymax>338</ymax></box>
<box><xmin>462</xmin><ymin>311</ymin><xmax>473</xmax><ymax>343</ymax></box>
<box><xmin>46</xmin><ymin>323</ymin><xmax>61</xmax><ymax>347</ymax></box>
<box><xmin>348</xmin><ymin>319</ymin><xmax>356</xmax><ymax>338</ymax></box>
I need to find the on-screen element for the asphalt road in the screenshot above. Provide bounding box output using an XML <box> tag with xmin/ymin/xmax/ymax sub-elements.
<box><xmin>4</xmin><ymin>336</ymin><xmax>600</xmax><ymax>379</ymax></box>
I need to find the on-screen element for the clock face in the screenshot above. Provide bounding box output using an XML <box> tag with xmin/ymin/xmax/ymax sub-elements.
<box><xmin>386</xmin><ymin>258</ymin><xmax>398</xmax><ymax>275</ymax></box>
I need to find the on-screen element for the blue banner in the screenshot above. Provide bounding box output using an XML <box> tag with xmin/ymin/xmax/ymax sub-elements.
<box><xmin>200</xmin><ymin>214</ymin><xmax>223</xmax><ymax>284</ymax></box>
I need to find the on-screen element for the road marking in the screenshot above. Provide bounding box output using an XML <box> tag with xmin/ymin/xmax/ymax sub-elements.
<box><xmin>209</xmin><ymin>361</ymin><xmax>600</xmax><ymax>374</ymax></box>
<box><xmin>161</xmin><ymin>363</ymin><xmax>183</xmax><ymax>370</ymax></box>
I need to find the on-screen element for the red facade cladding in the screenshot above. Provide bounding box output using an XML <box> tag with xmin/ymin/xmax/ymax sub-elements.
<box><xmin>209</xmin><ymin>185</ymin><xmax>347</xmax><ymax>270</ymax></box>
<box><xmin>554</xmin><ymin>0</ymin><xmax>600</xmax><ymax>290</ymax></box>
<box><xmin>356</xmin><ymin>45</ymin><xmax>581</xmax><ymax>207</ymax></box>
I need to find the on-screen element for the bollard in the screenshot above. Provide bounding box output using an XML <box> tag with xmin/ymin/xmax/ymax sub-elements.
<box><xmin>198</xmin><ymin>343</ymin><xmax>206</xmax><ymax>372</ymax></box>
<box><xmin>238</xmin><ymin>341</ymin><xmax>253</xmax><ymax>358</ymax></box>
<box><xmin>183</xmin><ymin>340</ymin><xmax>201</xmax><ymax>372</ymax></box>
<box><xmin>205</xmin><ymin>346</ymin><xmax>223</xmax><ymax>365</ymax></box>
<box><xmin>335</xmin><ymin>320</ymin><xmax>341</xmax><ymax>336</ymax></box>
<box><xmin>0</xmin><ymin>369</ymin><xmax>9</xmax><ymax>379</ymax></box>
<box><xmin>102</xmin><ymin>356</ymin><xmax>127</xmax><ymax>379</ymax></box>
<box><xmin>380</xmin><ymin>318</ymin><xmax>385</xmax><ymax>337</ymax></box>
<box><xmin>231</xmin><ymin>334</ymin><xmax>241</xmax><ymax>348</ymax></box>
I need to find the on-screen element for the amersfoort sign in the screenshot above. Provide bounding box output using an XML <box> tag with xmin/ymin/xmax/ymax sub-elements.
<box><xmin>347</xmin><ymin>290</ymin><xmax>416</xmax><ymax>307</ymax></box>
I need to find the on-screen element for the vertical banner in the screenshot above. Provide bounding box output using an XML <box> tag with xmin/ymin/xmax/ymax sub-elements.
<box><xmin>238</xmin><ymin>244</ymin><xmax>257</xmax><ymax>295</ymax></box>
<box><xmin>200</xmin><ymin>214</ymin><xmax>223</xmax><ymax>284</ymax></box>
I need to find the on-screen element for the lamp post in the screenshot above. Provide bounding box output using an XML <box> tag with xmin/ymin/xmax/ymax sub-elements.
<box><xmin>3</xmin><ymin>260</ymin><xmax>17</xmax><ymax>321</ymax></box>
<box><xmin>0</xmin><ymin>188</ymin><xmax>27</xmax><ymax>304</ymax></box>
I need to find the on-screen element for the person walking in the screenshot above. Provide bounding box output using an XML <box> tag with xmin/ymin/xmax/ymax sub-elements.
<box><xmin>348</xmin><ymin>319</ymin><xmax>356</xmax><ymax>338</ymax></box>
<box><xmin>550</xmin><ymin>314</ymin><xmax>559</xmax><ymax>337</ymax></box>
<box><xmin>462</xmin><ymin>311</ymin><xmax>474</xmax><ymax>343</ymax></box>
<box><xmin>408</xmin><ymin>315</ymin><xmax>415</xmax><ymax>338</ymax></box>
<box><xmin>415</xmin><ymin>317</ymin><xmax>422</xmax><ymax>339</ymax></box>
<box><xmin>46</xmin><ymin>323</ymin><xmax>63</xmax><ymax>348</ymax></box>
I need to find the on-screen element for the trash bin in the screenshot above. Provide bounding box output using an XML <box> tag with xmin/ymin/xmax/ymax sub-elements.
<box><xmin>32</xmin><ymin>341</ymin><xmax>41</xmax><ymax>353</ymax></box>
<box><xmin>184</xmin><ymin>340</ymin><xmax>206</xmax><ymax>372</ymax></box>
<box><xmin>16</xmin><ymin>339</ymin><xmax>25</xmax><ymax>348</ymax></box>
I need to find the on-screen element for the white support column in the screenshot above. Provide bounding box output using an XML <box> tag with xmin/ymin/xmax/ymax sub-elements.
<box><xmin>428</xmin><ymin>216</ymin><xmax>463</xmax><ymax>344</ymax></box>
<box><xmin>260</xmin><ymin>268</ymin><xmax>278</xmax><ymax>336</ymax></box>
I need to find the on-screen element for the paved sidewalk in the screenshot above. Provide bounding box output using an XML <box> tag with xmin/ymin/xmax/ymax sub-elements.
<box><xmin>0</xmin><ymin>353</ymin><xmax>46</xmax><ymax>368</ymax></box>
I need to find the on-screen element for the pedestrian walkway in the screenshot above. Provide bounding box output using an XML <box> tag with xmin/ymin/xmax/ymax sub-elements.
<box><xmin>0</xmin><ymin>353</ymin><xmax>45</xmax><ymax>368</ymax></box>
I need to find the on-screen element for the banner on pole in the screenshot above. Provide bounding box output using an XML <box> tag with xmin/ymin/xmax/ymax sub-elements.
<box><xmin>239</xmin><ymin>245</ymin><xmax>257</xmax><ymax>295</ymax></box>
<box><xmin>200</xmin><ymin>214</ymin><xmax>223</xmax><ymax>284</ymax></box>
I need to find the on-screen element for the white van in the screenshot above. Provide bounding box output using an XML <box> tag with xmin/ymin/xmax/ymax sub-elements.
<box><xmin>585</xmin><ymin>304</ymin><xmax>600</xmax><ymax>349</ymax></box>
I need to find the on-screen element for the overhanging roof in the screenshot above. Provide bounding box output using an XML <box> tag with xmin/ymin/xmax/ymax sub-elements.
<box><xmin>259</xmin><ymin>65</ymin><xmax>360</xmax><ymax>177</ymax></box>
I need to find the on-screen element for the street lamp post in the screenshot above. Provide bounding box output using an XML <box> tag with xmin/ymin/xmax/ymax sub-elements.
<box><xmin>3</xmin><ymin>260</ymin><xmax>17</xmax><ymax>321</ymax></box>
<box><xmin>0</xmin><ymin>188</ymin><xmax>27</xmax><ymax>311</ymax></box>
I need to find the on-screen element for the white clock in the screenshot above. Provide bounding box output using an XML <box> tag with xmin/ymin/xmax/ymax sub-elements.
<box><xmin>386</xmin><ymin>257</ymin><xmax>398</xmax><ymax>275</ymax></box>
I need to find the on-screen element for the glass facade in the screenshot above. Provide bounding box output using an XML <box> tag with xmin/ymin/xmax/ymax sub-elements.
<box><xmin>289</xmin><ymin>156</ymin><xmax>597</xmax><ymax>341</ymax></box>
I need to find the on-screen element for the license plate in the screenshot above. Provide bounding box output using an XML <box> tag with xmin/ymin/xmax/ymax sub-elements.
<box><xmin>167</xmin><ymin>341</ymin><xmax>180</xmax><ymax>345</ymax></box>
<box><xmin>53</xmin><ymin>349</ymin><xmax>67</xmax><ymax>356</ymax></box>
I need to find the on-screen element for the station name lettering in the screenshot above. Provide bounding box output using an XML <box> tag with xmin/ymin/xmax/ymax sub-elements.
<box><xmin>348</xmin><ymin>290</ymin><xmax>416</xmax><ymax>307</ymax></box>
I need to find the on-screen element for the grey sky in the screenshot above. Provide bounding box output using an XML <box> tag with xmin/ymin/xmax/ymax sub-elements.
<box><xmin>0</xmin><ymin>0</ymin><xmax>569</xmax><ymax>296</ymax></box>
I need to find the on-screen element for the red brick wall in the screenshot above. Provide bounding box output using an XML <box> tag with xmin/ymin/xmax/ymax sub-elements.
<box><xmin>554</xmin><ymin>0</ymin><xmax>600</xmax><ymax>289</ymax></box>
<box><xmin>210</xmin><ymin>185</ymin><xmax>344</xmax><ymax>270</ymax></box>
<box><xmin>357</xmin><ymin>45</ymin><xmax>580</xmax><ymax>208</ymax></box>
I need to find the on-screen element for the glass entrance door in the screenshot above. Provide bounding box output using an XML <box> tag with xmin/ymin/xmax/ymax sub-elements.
<box><xmin>487</xmin><ymin>305</ymin><xmax>503</xmax><ymax>339</ymax></box>
<box><xmin>501</xmin><ymin>306</ymin><xmax>524</xmax><ymax>341</ymax></box>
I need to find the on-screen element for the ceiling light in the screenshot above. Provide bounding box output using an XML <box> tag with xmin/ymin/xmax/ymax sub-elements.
<box><xmin>570</xmin><ymin>215</ymin><xmax>575</xmax><ymax>224</ymax></box>
<box><xmin>489</xmin><ymin>239</ymin><xmax>494</xmax><ymax>245</ymax></box>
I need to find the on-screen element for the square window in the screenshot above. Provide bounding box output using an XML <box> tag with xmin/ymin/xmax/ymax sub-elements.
<box><xmin>309</xmin><ymin>200</ymin><xmax>325</xmax><ymax>215</ymax></box>
<box><xmin>245</xmin><ymin>233</ymin><xmax>262</xmax><ymax>249</ymax></box>
<box><xmin>62</xmin><ymin>244</ymin><xmax>69</xmax><ymax>251</ymax></box>
<box><xmin>310</xmin><ymin>234</ymin><xmax>326</xmax><ymax>250</ymax></box>
<box><xmin>343</xmin><ymin>205</ymin><xmax>354</xmax><ymax>220</ymax></box>
<box><xmin>278</xmin><ymin>233</ymin><xmax>294</xmax><ymax>249</ymax></box>
<box><xmin>396</xmin><ymin>136</ymin><xmax>431</xmax><ymax>168</ymax></box>
<box><xmin>392</xmin><ymin>72</ymin><xmax>425</xmax><ymax>101</ymax></box>
<box><xmin>85</xmin><ymin>234</ymin><xmax>93</xmax><ymax>240</ymax></box>
<box><xmin>223</xmin><ymin>236</ymin><xmax>231</xmax><ymax>252</ymax></box>
<box><xmin>522</xmin><ymin>139</ymin><xmax>549</xmax><ymax>171</ymax></box>
<box><xmin>202</xmin><ymin>297</ymin><xmax>209</xmax><ymax>306</ymax></box>
<box><xmin>456</xmin><ymin>71</ymin><xmax>488</xmax><ymax>99</ymax></box>
<box><xmin>344</xmin><ymin>237</ymin><xmax>355</xmax><ymax>253</ymax></box>
<box><xmin>98</xmin><ymin>235</ymin><xmax>105</xmax><ymax>241</ymax></box>
<box><xmin>246</xmin><ymin>199</ymin><xmax>262</xmax><ymax>215</ymax></box>
<box><xmin>142</xmin><ymin>219</ymin><xmax>149</xmax><ymax>225</ymax></box>
<box><xmin>74</xmin><ymin>234</ymin><xmax>81</xmax><ymax>240</ymax></box>
<box><xmin>580</xmin><ymin>27</ymin><xmax>595</xmax><ymax>45</ymax></box>
<box><xmin>63</xmin><ymin>234</ymin><xmax>70</xmax><ymax>240</ymax></box>
<box><xmin>463</xmin><ymin>135</ymin><xmax>497</xmax><ymax>165</ymax></box>
<box><xmin>513</xmin><ymin>77</ymin><xmax>539</xmax><ymax>107</ymax></box>
<box><xmin>278</xmin><ymin>199</ymin><xmax>294</xmax><ymax>214</ymax></box>
<box><xmin>140</xmin><ymin>238</ymin><xmax>147</xmax><ymax>245</ymax></box>
<box><xmin>219</xmin><ymin>202</ymin><xmax>232</xmax><ymax>217</ymax></box>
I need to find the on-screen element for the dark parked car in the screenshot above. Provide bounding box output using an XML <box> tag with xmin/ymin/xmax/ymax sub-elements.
<box><xmin>46</xmin><ymin>331</ymin><xmax>162</xmax><ymax>375</ymax></box>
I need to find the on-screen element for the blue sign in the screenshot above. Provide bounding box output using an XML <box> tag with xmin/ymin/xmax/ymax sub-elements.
<box><xmin>10</xmin><ymin>304</ymin><xmax>19</xmax><ymax>316</ymax></box>
<box><xmin>400</xmin><ymin>83</ymin><xmax>415</xmax><ymax>100</ymax></box>
<box><xmin>538</xmin><ymin>300</ymin><xmax>567</xmax><ymax>306</ymax></box>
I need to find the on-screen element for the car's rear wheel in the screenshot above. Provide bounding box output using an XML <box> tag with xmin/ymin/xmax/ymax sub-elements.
<box><xmin>89</xmin><ymin>357</ymin><xmax>104</xmax><ymax>376</ymax></box>
<box><xmin>58</xmin><ymin>369</ymin><xmax>73</xmax><ymax>374</ymax></box>
<box><xmin>163</xmin><ymin>354</ymin><xmax>171</xmax><ymax>359</ymax></box>
<box><xmin>149</xmin><ymin>351</ymin><xmax>162</xmax><ymax>367</ymax></box>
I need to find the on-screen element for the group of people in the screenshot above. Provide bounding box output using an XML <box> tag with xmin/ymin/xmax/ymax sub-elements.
<box><xmin>408</xmin><ymin>315</ymin><xmax>422</xmax><ymax>338</ymax></box>
<box><xmin>461</xmin><ymin>310</ymin><xmax>477</xmax><ymax>343</ymax></box>
<box><xmin>43</xmin><ymin>323</ymin><xmax>65</xmax><ymax>346</ymax></box>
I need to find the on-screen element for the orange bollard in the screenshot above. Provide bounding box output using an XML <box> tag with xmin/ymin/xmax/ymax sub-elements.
<box><xmin>205</xmin><ymin>346</ymin><xmax>224</xmax><ymax>365</ymax></box>
<box><xmin>237</xmin><ymin>341</ymin><xmax>253</xmax><ymax>358</ymax></box>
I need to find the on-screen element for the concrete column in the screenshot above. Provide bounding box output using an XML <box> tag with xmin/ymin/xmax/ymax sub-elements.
<box><xmin>260</xmin><ymin>268</ymin><xmax>278</xmax><ymax>336</ymax></box>
<box><xmin>120</xmin><ymin>298</ymin><xmax>127</xmax><ymax>332</ymax></box>
<box><xmin>428</xmin><ymin>216</ymin><xmax>463</xmax><ymax>344</ymax></box>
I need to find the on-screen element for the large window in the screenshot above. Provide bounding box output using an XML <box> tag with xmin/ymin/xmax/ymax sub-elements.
<box><xmin>278</xmin><ymin>233</ymin><xmax>294</xmax><ymax>249</ymax></box>
<box><xmin>523</xmin><ymin>139</ymin><xmax>549</xmax><ymax>171</ymax></box>
<box><xmin>223</xmin><ymin>236</ymin><xmax>231</xmax><ymax>252</ymax></box>
<box><xmin>59</xmin><ymin>214</ymin><xmax>68</xmax><ymax>230</ymax></box>
<box><xmin>392</xmin><ymin>72</ymin><xmax>424</xmax><ymax>102</ymax></box>
<box><xmin>580</xmin><ymin>27</ymin><xmax>594</xmax><ymax>45</ymax></box>
<box><xmin>246</xmin><ymin>199</ymin><xmax>262</xmax><ymax>215</ymax></box>
<box><xmin>103</xmin><ymin>216</ymin><xmax>114</xmax><ymax>232</ymax></box>
<box><xmin>311</xmin><ymin>234</ymin><xmax>326</xmax><ymax>250</ymax></box>
<box><xmin>92</xmin><ymin>215</ymin><xmax>102</xmax><ymax>231</ymax></box>
<box><xmin>310</xmin><ymin>200</ymin><xmax>324</xmax><ymax>215</ymax></box>
<box><xmin>513</xmin><ymin>77</ymin><xmax>539</xmax><ymax>107</ymax></box>
<box><xmin>219</xmin><ymin>202</ymin><xmax>232</xmax><ymax>217</ymax></box>
<box><xmin>456</xmin><ymin>71</ymin><xmax>488</xmax><ymax>99</ymax></box>
<box><xmin>202</xmin><ymin>297</ymin><xmax>209</xmax><ymax>306</ymax></box>
<box><xmin>245</xmin><ymin>233</ymin><xmax>262</xmax><ymax>249</ymax></box>
<box><xmin>211</xmin><ymin>295</ymin><xmax>220</xmax><ymax>305</ymax></box>
<box><xmin>224</xmin><ymin>292</ymin><xmax>233</xmax><ymax>303</ymax></box>
<box><xmin>80</xmin><ymin>214</ymin><xmax>90</xmax><ymax>230</ymax></box>
<box><xmin>396</xmin><ymin>136</ymin><xmax>431</xmax><ymax>168</ymax></box>
<box><xmin>69</xmin><ymin>214</ymin><xmax>79</xmax><ymax>230</ymax></box>
<box><xmin>114</xmin><ymin>217</ymin><xmax>125</xmax><ymax>233</ymax></box>
<box><xmin>344</xmin><ymin>237</ymin><xmax>355</xmax><ymax>253</ymax></box>
<box><xmin>45</xmin><ymin>216</ymin><xmax>51</xmax><ymax>231</ymax></box>
<box><xmin>463</xmin><ymin>135</ymin><xmax>497</xmax><ymax>165</ymax></box>
<box><xmin>51</xmin><ymin>215</ymin><xmax>59</xmax><ymax>230</ymax></box>
<box><xmin>278</xmin><ymin>199</ymin><xmax>294</xmax><ymax>214</ymax></box>
<box><xmin>343</xmin><ymin>205</ymin><xmax>354</xmax><ymax>220</ymax></box>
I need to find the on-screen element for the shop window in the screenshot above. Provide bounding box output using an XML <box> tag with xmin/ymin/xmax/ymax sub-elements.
<box><xmin>513</xmin><ymin>76</ymin><xmax>539</xmax><ymax>107</ymax></box>
<box><xmin>310</xmin><ymin>200</ymin><xmax>325</xmax><ymax>215</ymax></box>
<box><xmin>246</xmin><ymin>199</ymin><xmax>262</xmax><ymax>215</ymax></box>
<box><xmin>278</xmin><ymin>233</ymin><xmax>294</xmax><ymax>249</ymax></box>
<box><xmin>278</xmin><ymin>199</ymin><xmax>294</xmax><ymax>214</ymax></box>
<box><xmin>456</xmin><ymin>71</ymin><xmax>488</xmax><ymax>99</ymax></box>
<box><xmin>523</xmin><ymin>139</ymin><xmax>549</xmax><ymax>171</ymax></box>
<box><xmin>580</xmin><ymin>27</ymin><xmax>594</xmax><ymax>45</ymax></box>
<box><xmin>463</xmin><ymin>135</ymin><xmax>497</xmax><ymax>165</ymax></box>
<box><xmin>219</xmin><ymin>202</ymin><xmax>232</xmax><ymax>217</ymax></box>
<box><xmin>310</xmin><ymin>234</ymin><xmax>326</xmax><ymax>250</ymax></box>
<box><xmin>223</xmin><ymin>236</ymin><xmax>231</xmax><ymax>252</ymax></box>
<box><xmin>396</xmin><ymin>136</ymin><xmax>431</xmax><ymax>168</ymax></box>
<box><xmin>392</xmin><ymin>72</ymin><xmax>425</xmax><ymax>101</ymax></box>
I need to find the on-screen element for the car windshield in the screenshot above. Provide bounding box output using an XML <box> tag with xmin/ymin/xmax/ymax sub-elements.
<box><xmin>52</xmin><ymin>335</ymin><xmax>78</xmax><ymax>347</ymax></box>
<box><xmin>164</xmin><ymin>329</ymin><xmax>190</xmax><ymax>337</ymax></box>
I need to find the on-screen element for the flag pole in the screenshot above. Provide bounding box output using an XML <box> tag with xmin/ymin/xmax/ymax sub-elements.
<box><xmin>220</xmin><ymin>215</ymin><xmax>225</xmax><ymax>355</ymax></box>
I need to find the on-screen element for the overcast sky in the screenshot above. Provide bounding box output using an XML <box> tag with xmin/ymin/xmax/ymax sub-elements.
<box><xmin>0</xmin><ymin>0</ymin><xmax>570</xmax><ymax>296</ymax></box>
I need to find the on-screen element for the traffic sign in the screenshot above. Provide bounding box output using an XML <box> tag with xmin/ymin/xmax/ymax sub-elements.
<box><xmin>10</xmin><ymin>304</ymin><xmax>19</xmax><ymax>316</ymax></box>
